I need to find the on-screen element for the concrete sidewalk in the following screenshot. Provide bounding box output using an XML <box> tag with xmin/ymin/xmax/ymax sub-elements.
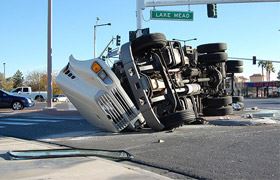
<box><xmin>0</xmin><ymin>136</ymin><xmax>171</xmax><ymax>180</ymax></box>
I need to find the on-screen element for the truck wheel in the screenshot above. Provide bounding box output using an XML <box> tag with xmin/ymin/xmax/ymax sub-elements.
<box><xmin>202</xmin><ymin>106</ymin><xmax>233</xmax><ymax>116</ymax></box>
<box><xmin>12</xmin><ymin>101</ymin><xmax>23</xmax><ymax>110</ymax></box>
<box><xmin>226</xmin><ymin>66</ymin><xmax>243</xmax><ymax>73</ymax></box>
<box><xmin>198</xmin><ymin>52</ymin><xmax>228</xmax><ymax>64</ymax></box>
<box><xmin>226</xmin><ymin>60</ymin><xmax>243</xmax><ymax>73</ymax></box>
<box><xmin>202</xmin><ymin>96</ymin><xmax>232</xmax><ymax>108</ymax></box>
<box><xmin>232</xmin><ymin>96</ymin><xmax>244</xmax><ymax>103</ymax></box>
<box><xmin>226</xmin><ymin>60</ymin><xmax>243</xmax><ymax>67</ymax></box>
<box><xmin>131</xmin><ymin>33</ymin><xmax>167</xmax><ymax>55</ymax></box>
<box><xmin>35</xmin><ymin>95</ymin><xmax>44</xmax><ymax>102</ymax></box>
<box><xmin>238</xmin><ymin>102</ymin><xmax>245</xmax><ymax>110</ymax></box>
<box><xmin>160</xmin><ymin>110</ymin><xmax>196</xmax><ymax>130</ymax></box>
<box><xmin>197</xmin><ymin>43</ymin><xmax>227</xmax><ymax>53</ymax></box>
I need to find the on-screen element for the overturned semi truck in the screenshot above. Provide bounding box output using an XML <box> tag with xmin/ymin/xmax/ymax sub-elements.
<box><xmin>56</xmin><ymin>33</ymin><xmax>243</xmax><ymax>132</ymax></box>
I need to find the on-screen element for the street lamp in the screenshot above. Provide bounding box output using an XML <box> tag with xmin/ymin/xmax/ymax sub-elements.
<box><xmin>93</xmin><ymin>20</ymin><xmax>111</xmax><ymax>58</ymax></box>
<box><xmin>172</xmin><ymin>38</ymin><xmax>197</xmax><ymax>46</ymax></box>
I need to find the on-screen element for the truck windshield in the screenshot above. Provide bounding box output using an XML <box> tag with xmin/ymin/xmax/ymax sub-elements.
<box><xmin>11</xmin><ymin>88</ymin><xmax>21</xmax><ymax>93</ymax></box>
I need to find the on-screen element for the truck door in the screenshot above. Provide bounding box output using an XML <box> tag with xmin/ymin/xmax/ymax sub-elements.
<box><xmin>22</xmin><ymin>87</ymin><xmax>30</xmax><ymax>95</ymax></box>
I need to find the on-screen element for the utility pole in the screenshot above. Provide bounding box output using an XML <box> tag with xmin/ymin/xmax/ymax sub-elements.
<box><xmin>47</xmin><ymin>0</ymin><xmax>53</xmax><ymax>108</ymax></box>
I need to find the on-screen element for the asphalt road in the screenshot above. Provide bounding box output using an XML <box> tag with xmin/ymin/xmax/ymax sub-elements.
<box><xmin>243</xmin><ymin>98</ymin><xmax>280</xmax><ymax>110</ymax></box>
<box><xmin>0</xmin><ymin>99</ymin><xmax>279</xmax><ymax>179</ymax></box>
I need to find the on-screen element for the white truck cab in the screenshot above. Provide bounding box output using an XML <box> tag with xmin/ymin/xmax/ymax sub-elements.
<box><xmin>56</xmin><ymin>55</ymin><xmax>145</xmax><ymax>132</ymax></box>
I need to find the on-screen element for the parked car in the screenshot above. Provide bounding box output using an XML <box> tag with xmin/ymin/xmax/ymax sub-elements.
<box><xmin>52</xmin><ymin>94</ymin><xmax>69</xmax><ymax>102</ymax></box>
<box><xmin>10</xmin><ymin>87</ymin><xmax>47</xmax><ymax>102</ymax></box>
<box><xmin>0</xmin><ymin>89</ymin><xmax>34</xmax><ymax>110</ymax></box>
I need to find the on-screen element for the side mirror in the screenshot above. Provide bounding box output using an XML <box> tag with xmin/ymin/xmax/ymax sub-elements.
<box><xmin>18</xmin><ymin>91</ymin><xmax>22</xmax><ymax>94</ymax></box>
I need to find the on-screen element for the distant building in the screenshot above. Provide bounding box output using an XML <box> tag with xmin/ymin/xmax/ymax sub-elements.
<box><xmin>249</xmin><ymin>74</ymin><xmax>264</xmax><ymax>82</ymax></box>
<box><xmin>236</xmin><ymin>76</ymin><xmax>249</xmax><ymax>83</ymax></box>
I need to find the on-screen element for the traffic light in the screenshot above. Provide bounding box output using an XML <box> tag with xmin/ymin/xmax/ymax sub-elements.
<box><xmin>116</xmin><ymin>35</ymin><xmax>121</xmax><ymax>46</ymax></box>
<box><xmin>253</xmin><ymin>56</ymin><xmax>257</xmax><ymax>65</ymax></box>
<box><xmin>107</xmin><ymin>47</ymin><xmax>112</xmax><ymax>52</ymax></box>
<box><xmin>207</xmin><ymin>4</ymin><xmax>217</xmax><ymax>18</ymax></box>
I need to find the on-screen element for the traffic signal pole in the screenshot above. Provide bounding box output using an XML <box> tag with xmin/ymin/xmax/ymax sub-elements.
<box><xmin>47</xmin><ymin>0</ymin><xmax>53</xmax><ymax>108</ymax></box>
<box><xmin>144</xmin><ymin>0</ymin><xmax>280</xmax><ymax>7</ymax></box>
<box><xmin>137</xmin><ymin>0</ymin><xmax>280</xmax><ymax>34</ymax></box>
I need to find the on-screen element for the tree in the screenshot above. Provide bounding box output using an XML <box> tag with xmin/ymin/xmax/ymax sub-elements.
<box><xmin>24</xmin><ymin>71</ymin><xmax>63</xmax><ymax>95</ymax></box>
<box><xmin>265</xmin><ymin>61</ymin><xmax>275</xmax><ymax>81</ymax></box>
<box><xmin>0</xmin><ymin>73</ymin><xmax>5</xmax><ymax>89</ymax></box>
<box><xmin>12</xmin><ymin>70</ymin><xmax>24</xmax><ymax>88</ymax></box>
<box><xmin>53</xmin><ymin>78</ymin><xmax>64</xmax><ymax>95</ymax></box>
<box><xmin>2</xmin><ymin>77</ymin><xmax>14</xmax><ymax>91</ymax></box>
<box><xmin>24</xmin><ymin>71</ymin><xmax>47</xmax><ymax>91</ymax></box>
<box><xmin>258</xmin><ymin>61</ymin><xmax>266</xmax><ymax>81</ymax></box>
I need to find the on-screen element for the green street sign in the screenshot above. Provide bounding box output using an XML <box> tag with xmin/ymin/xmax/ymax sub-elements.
<box><xmin>150</xmin><ymin>10</ymin><xmax>193</xmax><ymax>21</ymax></box>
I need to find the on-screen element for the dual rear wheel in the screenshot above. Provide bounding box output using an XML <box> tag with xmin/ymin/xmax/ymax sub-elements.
<box><xmin>202</xmin><ymin>96</ymin><xmax>233</xmax><ymax>116</ymax></box>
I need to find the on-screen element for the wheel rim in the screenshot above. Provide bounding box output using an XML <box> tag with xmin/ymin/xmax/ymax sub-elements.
<box><xmin>13</xmin><ymin>102</ymin><xmax>22</xmax><ymax>110</ymax></box>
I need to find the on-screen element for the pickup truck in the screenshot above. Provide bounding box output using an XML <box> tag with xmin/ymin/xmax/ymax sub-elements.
<box><xmin>57</xmin><ymin>33</ymin><xmax>244</xmax><ymax>132</ymax></box>
<box><xmin>10</xmin><ymin>87</ymin><xmax>47</xmax><ymax>102</ymax></box>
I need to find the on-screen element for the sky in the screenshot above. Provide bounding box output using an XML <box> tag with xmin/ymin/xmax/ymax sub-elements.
<box><xmin>0</xmin><ymin>0</ymin><xmax>279</xmax><ymax>80</ymax></box>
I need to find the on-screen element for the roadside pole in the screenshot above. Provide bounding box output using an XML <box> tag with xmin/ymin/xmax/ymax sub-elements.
<box><xmin>47</xmin><ymin>0</ymin><xmax>53</xmax><ymax>108</ymax></box>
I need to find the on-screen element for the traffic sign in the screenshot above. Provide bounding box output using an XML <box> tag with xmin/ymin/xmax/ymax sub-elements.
<box><xmin>150</xmin><ymin>10</ymin><xmax>193</xmax><ymax>21</ymax></box>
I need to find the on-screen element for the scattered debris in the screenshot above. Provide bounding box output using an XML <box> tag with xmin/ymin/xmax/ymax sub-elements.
<box><xmin>244</xmin><ymin>112</ymin><xmax>276</xmax><ymax>119</ymax></box>
<box><xmin>251</xmin><ymin>107</ymin><xmax>258</xmax><ymax>110</ymax></box>
<box><xmin>242</xmin><ymin>114</ymin><xmax>253</xmax><ymax>119</ymax></box>
<box><xmin>232</xmin><ymin>103</ymin><xmax>243</xmax><ymax>111</ymax></box>
<box><xmin>158</xmin><ymin>139</ymin><xmax>165</xmax><ymax>143</ymax></box>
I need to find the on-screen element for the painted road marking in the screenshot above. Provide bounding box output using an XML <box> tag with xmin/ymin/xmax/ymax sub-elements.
<box><xmin>7</xmin><ymin>117</ymin><xmax>84</xmax><ymax>121</ymax></box>
<box><xmin>1</xmin><ymin>118</ymin><xmax>60</xmax><ymax>123</ymax></box>
<box><xmin>0</xmin><ymin>121</ymin><xmax>36</xmax><ymax>126</ymax></box>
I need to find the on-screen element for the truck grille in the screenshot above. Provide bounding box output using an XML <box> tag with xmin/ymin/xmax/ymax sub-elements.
<box><xmin>97</xmin><ymin>91</ymin><xmax>132</xmax><ymax>130</ymax></box>
<box><xmin>111</xmin><ymin>88</ymin><xmax>135</xmax><ymax>117</ymax></box>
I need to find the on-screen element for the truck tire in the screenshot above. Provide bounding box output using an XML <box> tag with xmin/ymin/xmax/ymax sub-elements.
<box><xmin>198</xmin><ymin>52</ymin><xmax>228</xmax><ymax>64</ymax></box>
<box><xmin>226</xmin><ymin>60</ymin><xmax>243</xmax><ymax>67</ymax></box>
<box><xmin>238</xmin><ymin>102</ymin><xmax>245</xmax><ymax>110</ymax></box>
<box><xmin>226</xmin><ymin>66</ymin><xmax>243</xmax><ymax>73</ymax></box>
<box><xmin>202</xmin><ymin>96</ymin><xmax>232</xmax><ymax>108</ymax></box>
<box><xmin>197</xmin><ymin>43</ymin><xmax>227</xmax><ymax>53</ymax></box>
<box><xmin>12</xmin><ymin>101</ymin><xmax>24</xmax><ymax>110</ymax></box>
<box><xmin>232</xmin><ymin>96</ymin><xmax>244</xmax><ymax>103</ymax></box>
<box><xmin>160</xmin><ymin>111</ymin><xmax>195</xmax><ymax>130</ymax></box>
<box><xmin>131</xmin><ymin>33</ymin><xmax>167</xmax><ymax>55</ymax></box>
<box><xmin>202</xmin><ymin>106</ymin><xmax>233</xmax><ymax>116</ymax></box>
